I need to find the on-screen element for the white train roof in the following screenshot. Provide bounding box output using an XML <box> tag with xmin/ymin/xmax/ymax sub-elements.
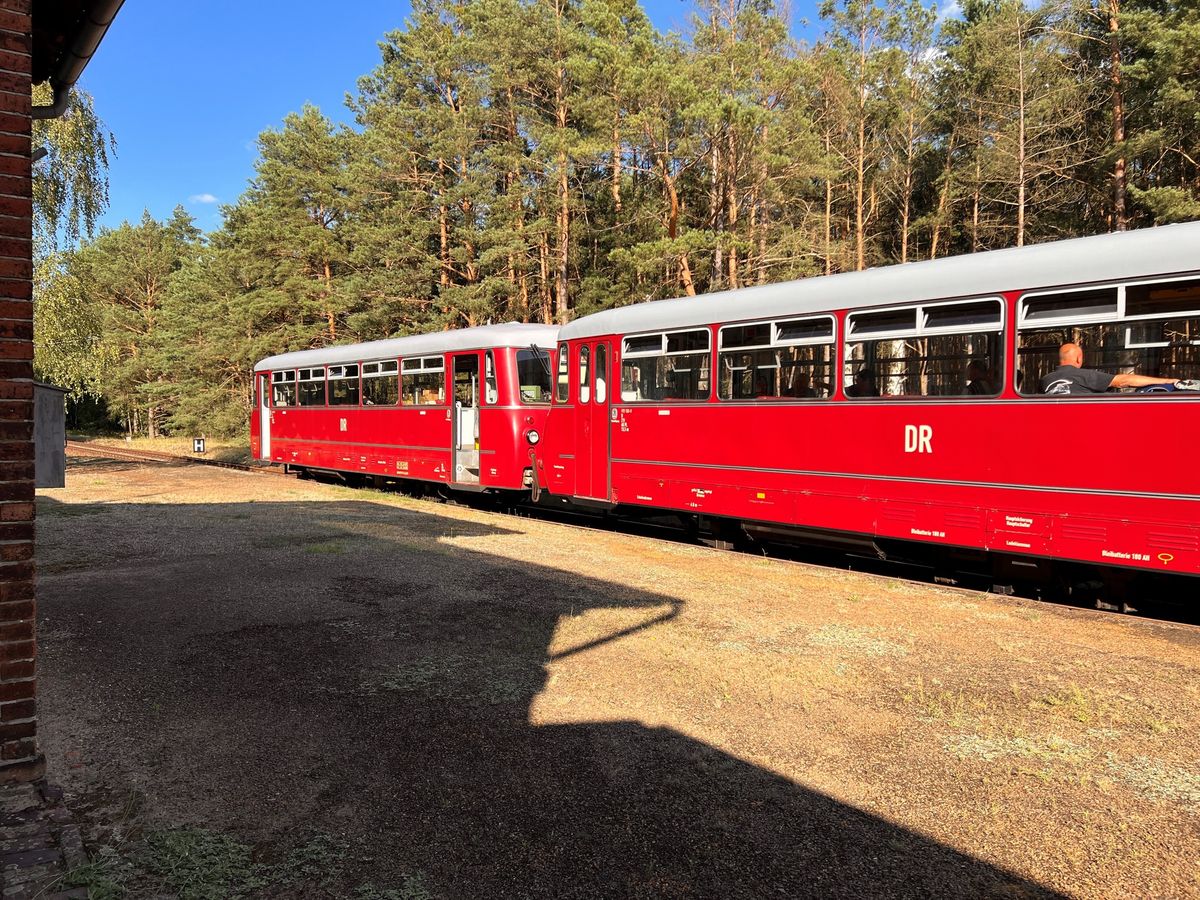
<box><xmin>254</xmin><ymin>322</ymin><xmax>559</xmax><ymax>372</ymax></box>
<box><xmin>559</xmin><ymin>221</ymin><xmax>1200</xmax><ymax>340</ymax></box>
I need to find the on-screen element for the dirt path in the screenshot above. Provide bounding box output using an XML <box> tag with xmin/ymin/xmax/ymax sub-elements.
<box><xmin>34</xmin><ymin>455</ymin><xmax>1200</xmax><ymax>898</ymax></box>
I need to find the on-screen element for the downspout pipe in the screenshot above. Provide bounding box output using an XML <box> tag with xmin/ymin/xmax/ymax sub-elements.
<box><xmin>31</xmin><ymin>0</ymin><xmax>124</xmax><ymax>120</ymax></box>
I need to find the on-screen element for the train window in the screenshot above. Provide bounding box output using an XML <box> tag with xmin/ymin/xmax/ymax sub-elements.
<box><xmin>453</xmin><ymin>354</ymin><xmax>479</xmax><ymax>407</ymax></box>
<box><xmin>327</xmin><ymin>364</ymin><xmax>360</xmax><ymax>406</ymax></box>
<box><xmin>484</xmin><ymin>351</ymin><xmax>499</xmax><ymax>405</ymax></box>
<box><xmin>1017</xmin><ymin>277</ymin><xmax>1200</xmax><ymax>395</ymax></box>
<box><xmin>297</xmin><ymin>367</ymin><xmax>326</xmax><ymax>407</ymax></box>
<box><xmin>775</xmin><ymin>317</ymin><xmax>834</xmax><ymax>344</ymax></box>
<box><xmin>844</xmin><ymin>299</ymin><xmax>1003</xmax><ymax>398</ymax></box>
<box><xmin>621</xmin><ymin>329</ymin><xmax>710</xmax><ymax>402</ymax></box>
<box><xmin>555</xmin><ymin>342</ymin><xmax>569</xmax><ymax>402</ymax></box>
<box><xmin>923</xmin><ymin>299</ymin><xmax>1002</xmax><ymax>331</ymax></box>
<box><xmin>1021</xmin><ymin>287</ymin><xmax>1118</xmax><ymax>324</ymax></box>
<box><xmin>718</xmin><ymin>316</ymin><xmax>835</xmax><ymax>400</ymax></box>
<box><xmin>362</xmin><ymin>361</ymin><xmax>399</xmax><ymax>406</ymax></box>
<box><xmin>595</xmin><ymin>344</ymin><xmax>608</xmax><ymax>404</ymax></box>
<box><xmin>401</xmin><ymin>356</ymin><xmax>445</xmax><ymax>405</ymax></box>
<box><xmin>579</xmin><ymin>345</ymin><xmax>591</xmax><ymax>404</ymax></box>
<box><xmin>270</xmin><ymin>370</ymin><xmax>296</xmax><ymax>407</ymax></box>
<box><xmin>1124</xmin><ymin>278</ymin><xmax>1200</xmax><ymax>318</ymax></box>
<box><xmin>848</xmin><ymin>308</ymin><xmax>917</xmax><ymax>337</ymax></box>
<box><xmin>721</xmin><ymin>323</ymin><xmax>771</xmax><ymax>350</ymax></box>
<box><xmin>516</xmin><ymin>349</ymin><xmax>552</xmax><ymax>403</ymax></box>
<box><xmin>623</xmin><ymin>334</ymin><xmax>662</xmax><ymax>356</ymax></box>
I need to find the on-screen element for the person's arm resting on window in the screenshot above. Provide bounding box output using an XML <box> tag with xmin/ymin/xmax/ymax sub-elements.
<box><xmin>1109</xmin><ymin>372</ymin><xmax>1180</xmax><ymax>389</ymax></box>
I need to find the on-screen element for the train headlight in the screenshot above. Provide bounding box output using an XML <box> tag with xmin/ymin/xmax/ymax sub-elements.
<box><xmin>526</xmin><ymin>429</ymin><xmax>541</xmax><ymax>446</ymax></box>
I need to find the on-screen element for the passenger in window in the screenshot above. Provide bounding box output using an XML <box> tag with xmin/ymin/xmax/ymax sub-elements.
<box><xmin>965</xmin><ymin>360</ymin><xmax>995</xmax><ymax>396</ymax></box>
<box><xmin>792</xmin><ymin>372</ymin><xmax>831</xmax><ymax>398</ymax></box>
<box><xmin>1041</xmin><ymin>342</ymin><xmax>1180</xmax><ymax>395</ymax></box>
<box><xmin>846</xmin><ymin>368</ymin><xmax>879</xmax><ymax>397</ymax></box>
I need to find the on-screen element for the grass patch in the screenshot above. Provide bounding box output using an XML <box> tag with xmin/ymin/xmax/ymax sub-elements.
<box><xmin>135</xmin><ymin>828</ymin><xmax>266</xmax><ymax>899</ymax></box>
<box><xmin>355</xmin><ymin>875</ymin><xmax>437</xmax><ymax>900</ymax></box>
<box><xmin>807</xmin><ymin>624</ymin><xmax>908</xmax><ymax>658</ymax></box>
<box><xmin>36</xmin><ymin>500</ymin><xmax>105</xmax><ymax>518</ymax></box>
<box><xmin>1033</xmin><ymin>683</ymin><xmax>1107</xmax><ymax>724</ymax></box>
<box><xmin>944</xmin><ymin>732</ymin><xmax>1092</xmax><ymax>765</ymax></box>
<box><xmin>1107</xmin><ymin>754</ymin><xmax>1200</xmax><ymax>808</ymax></box>
<box><xmin>303</xmin><ymin>541</ymin><xmax>347</xmax><ymax>555</ymax></box>
<box><xmin>902</xmin><ymin>675</ymin><xmax>978</xmax><ymax>724</ymax></box>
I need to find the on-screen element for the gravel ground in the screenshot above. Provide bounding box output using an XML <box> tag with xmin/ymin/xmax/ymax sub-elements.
<box><xmin>32</xmin><ymin>455</ymin><xmax>1200</xmax><ymax>898</ymax></box>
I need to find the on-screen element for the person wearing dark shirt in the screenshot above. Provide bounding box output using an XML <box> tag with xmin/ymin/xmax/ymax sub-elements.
<box><xmin>965</xmin><ymin>359</ymin><xmax>994</xmax><ymax>395</ymax></box>
<box><xmin>846</xmin><ymin>368</ymin><xmax>879</xmax><ymax>397</ymax></box>
<box><xmin>1040</xmin><ymin>342</ymin><xmax>1179</xmax><ymax>395</ymax></box>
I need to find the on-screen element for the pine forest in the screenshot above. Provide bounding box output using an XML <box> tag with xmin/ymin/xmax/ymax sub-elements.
<box><xmin>33</xmin><ymin>0</ymin><xmax>1200</xmax><ymax>436</ymax></box>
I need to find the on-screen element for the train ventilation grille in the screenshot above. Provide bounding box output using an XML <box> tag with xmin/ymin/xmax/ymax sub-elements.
<box><xmin>1147</xmin><ymin>531</ymin><xmax>1199</xmax><ymax>552</ymax></box>
<box><xmin>880</xmin><ymin>506</ymin><xmax>915</xmax><ymax>522</ymax></box>
<box><xmin>1059</xmin><ymin>523</ymin><xmax>1107</xmax><ymax>542</ymax></box>
<box><xmin>944</xmin><ymin>511</ymin><xmax>983</xmax><ymax>529</ymax></box>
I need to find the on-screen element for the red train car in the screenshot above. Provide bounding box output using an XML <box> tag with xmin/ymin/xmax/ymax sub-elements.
<box><xmin>534</xmin><ymin>223</ymin><xmax>1200</xmax><ymax>590</ymax></box>
<box><xmin>251</xmin><ymin>323</ymin><xmax>557</xmax><ymax>492</ymax></box>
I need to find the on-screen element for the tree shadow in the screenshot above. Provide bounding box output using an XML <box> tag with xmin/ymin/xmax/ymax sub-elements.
<box><xmin>36</xmin><ymin>484</ymin><xmax>1063</xmax><ymax>898</ymax></box>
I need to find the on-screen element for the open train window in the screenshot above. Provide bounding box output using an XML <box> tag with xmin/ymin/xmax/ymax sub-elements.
<box><xmin>621</xmin><ymin>329</ymin><xmax>710</xmax><ymax>402</ymax></box>
<box><xmin>1018</xmin><ymin>277</ymin><xmax>1200</xmax><ymax>395</ymax></box>
<box><xmin>297</xmin><ymin>367</ymin><xmax>326</xmax><ymax>407</ymax></box>
<box><xmin>555</xmin><ymin>342</ymin><xmax>569</xmax><ymax>403</ymax></box>
<box><xmin>327</xmin><ymin>364</ymin><xmax>360</xmax><ymax>406</ymax></box>
<box><xmin>718</xmin><ymin>315</ymin><xmax>835</xmax><ymax>400</ymax></box>
<box><xmin>484</xmin><ymin>351</ymin><xmax>499</xmax><ymax>405</ymax></box>
<box><xmin>844</xmin><ymin>298</ymin><xmax>1003</xmax><ymax>398</ymax></box>
<box><xmin>362</xmin><ymin>360</ymin><xmax>399</xmax><ymax>406</ymax></box>
<box><xmin>517</xmin><ymin>349</ymin><xmax>552</xmax><ymax>403</ymax></box>
<box><xmin>401</xmin><ymin>356</ymin><xmax>445</xmax><ymax>405</ymax></box>
<box><xmin>271</xmin><ymin>370</ymin><xmax>296</xmax><ymax>408</ymax></box>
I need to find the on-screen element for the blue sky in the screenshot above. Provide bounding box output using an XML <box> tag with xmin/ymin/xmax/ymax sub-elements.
<box><xmin>81</xmin><ymin>0</ymin><xmax>797</xmax><ymax>236</ymax></box>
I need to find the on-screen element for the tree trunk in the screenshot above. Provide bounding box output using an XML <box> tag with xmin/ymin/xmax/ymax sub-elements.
<box><xmin>824</xmin><ymin>132</ymin><xmax>833</xmax><ymax>275</ymax></box>
<box><xmin>323</xmin><ymin>259</ymin><xmax>336</xmax><ymax>341</ymax></box>
<box><xmin>611</xmin><ymin>118</ymin><xmax>622</xmax><ymax>214</ymax></box>
<box><xmin>1016</xmin><ymin>12</ymin><xmax>1027</xmax><ymax>248</ymax></box>
<box><xmin>1107</xmin><ymin>0</ymin><xmax>1128</xmax><ymax>231</ymax></box>
<box><xmin>538</xmin><ymin>230</ymin><xmax>552</xmax><ymax>325</ymax></box>
<box><xmin>855</xmin><ymin>23</ymin><xmax>868</xmax><ymax>271</ymax></box>
<box><xmin>710</xmin><ymin>136</ymin><xmax>724</xmax><ymax>289</ymax></box>
<box><xmin>726</xmin><ymin>130</ymin><xmax>739</xmax><ymax>288</ymax></box>
<box><xmin>662</xmin><ymin>161</ymin><xmax>696</xmax><ymax>297</ymax></box>
<box><xmin>929</xmin><ymin>132</ymin><xmax>956</xmax><ymax>260</ymax></box>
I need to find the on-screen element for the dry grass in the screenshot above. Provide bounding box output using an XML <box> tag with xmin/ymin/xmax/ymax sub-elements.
<box><xmin>36</xmin><ymin>452</ymin><xmax>1200</xmax><ymax>899</ymax></box>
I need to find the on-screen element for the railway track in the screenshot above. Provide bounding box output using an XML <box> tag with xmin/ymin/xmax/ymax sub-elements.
<box><xmin>65</xmin><ymin>441</ymin><xmax>292</xmax><ymax>475</ymax></box>
<box><xmin>62</xmin><ymin>441</ymin><xmax>1196</xmax><ymax>624</ymax></box>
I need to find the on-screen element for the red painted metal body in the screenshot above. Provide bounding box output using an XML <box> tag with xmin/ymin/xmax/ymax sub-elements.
<box><xmin>536</xmin><ymin>234</ymin><xmax>1200</xmax><ymax>580</ymax></box>
<box><xmin>252</xmin><ymin>326</ymin><xmax>556</xmax><ymax>492</ymax></box>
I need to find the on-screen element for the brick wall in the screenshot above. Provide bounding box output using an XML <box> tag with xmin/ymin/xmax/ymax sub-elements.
<box><xmin>0</xmin><ymin>0</ymin><xmax>40</xmax><ymax>784</ymax></box>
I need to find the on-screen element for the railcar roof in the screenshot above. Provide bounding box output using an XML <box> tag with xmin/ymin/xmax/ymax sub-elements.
<box><xmin>253</xmin><ymin>322</ymin><xmax>560</xmax><ymax>372</ymax></box>
<box><xmin>559</xmin><ymin>221</ymin><xmax>1200</xmax><ymax>340</ymax></box>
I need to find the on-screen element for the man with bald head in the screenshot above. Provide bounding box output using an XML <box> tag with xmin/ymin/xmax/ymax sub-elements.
<box><xmin>1041</xmin><ymin>343</ymin><xmax>1180</xmax><ymax>395</ymax></box>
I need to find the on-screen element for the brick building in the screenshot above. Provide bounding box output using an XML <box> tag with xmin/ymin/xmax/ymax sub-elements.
<box><xmin>0</xmin><ymin>0</ymin><xmax>121</xmax><ymax>783</ymax></box>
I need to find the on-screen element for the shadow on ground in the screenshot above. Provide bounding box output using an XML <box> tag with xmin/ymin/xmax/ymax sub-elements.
<box><xmin>35</xmin><ymin>469</ymin><xmax>1061</xmax><ymax>898</ymax></box>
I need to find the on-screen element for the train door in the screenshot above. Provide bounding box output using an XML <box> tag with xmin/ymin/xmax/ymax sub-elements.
<box><xmin>574</xmin><ymin>340</ymin><xmax>611</xmax><ymax>500</ymax></box>
<box><xmin>259</xmin><ymin>373</ymin><xmax>271</xmax><ymax>458</ymax></box>
<box><xmin>451</xmin><ymin>353</ymin><xmax>480</xmax><ymax>485</ymax></box>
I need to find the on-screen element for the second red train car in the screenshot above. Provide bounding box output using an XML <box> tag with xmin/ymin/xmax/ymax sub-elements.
<box><xmin>251</xmin><ymin>323</ymin><xmax>557</xmax><ymax>493</ymax></box>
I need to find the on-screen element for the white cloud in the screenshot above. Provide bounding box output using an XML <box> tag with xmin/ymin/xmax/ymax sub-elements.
<box><xmin>188</xmin><ymin>193</ymin><xmax>218</xmax><ymax>204</ymax></box>
<box><xmin>937</xmin><ymin>0</ymin><xmax>961</xmax><ymax>22</ymax></box>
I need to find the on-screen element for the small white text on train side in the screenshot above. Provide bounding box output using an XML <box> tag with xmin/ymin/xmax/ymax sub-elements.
<box><xmin>904</xmin><ymin>424</ymin><xmax>933</xmax><ymax>454</ymax></box>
